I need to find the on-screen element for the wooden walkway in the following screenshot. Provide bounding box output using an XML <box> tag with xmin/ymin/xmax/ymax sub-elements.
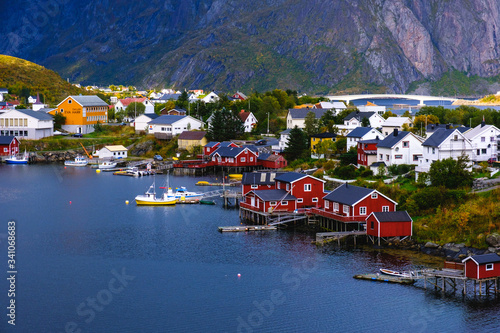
<box><xmin>218</xmin><ymin>225</ymin><xmax>277</xmax><ymax>232</ymax></box>
<box><xmin>316</xmin><ymin>231</ymin><xmax>366</xmax><ymax>244</ymax></box>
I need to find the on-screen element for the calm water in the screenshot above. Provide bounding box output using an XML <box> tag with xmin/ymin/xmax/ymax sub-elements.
<box><xmin>0</xmin><ymin>165</ymin><xmax>499</xmax><ymax>332</ymax></box>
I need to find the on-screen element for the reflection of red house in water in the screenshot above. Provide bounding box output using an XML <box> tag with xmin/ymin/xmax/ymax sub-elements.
<box><xmin>462</xmin><ymin>253</ymin><xmax>500</xmax><ymax>280</ymax></box>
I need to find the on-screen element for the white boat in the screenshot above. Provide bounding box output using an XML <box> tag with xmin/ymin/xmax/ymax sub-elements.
<box><xmin>6</xmin><ymin>150</ymin><xmax>29</xmax><ymax>164</ymax></box>
<box><xmin>98</xmin><ymin>161</ymin><xmax>117</xmax><ymax>169</ymax></box>
<box><xmin>162</xmin><ymin>186</ymin><xmax>204</xmax><ymax>202</ymax></box>
<box><xmin>379</xmin><ymin>268</ymin><xmax>413</xmax><ymax>278</ymax></box>
<box><xmin>64</xmin><ymin>155</ymin><xmax>88</xmax><ymax>167</ymax></box>
<box><xmin>135</xmin><ymin>178</ymin><xmax>176</xmax><ymax>205</ymax></box>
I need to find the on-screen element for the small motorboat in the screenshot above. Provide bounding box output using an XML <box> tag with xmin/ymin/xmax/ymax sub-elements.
<box><xmin>64</xmin><ymin>155</ymin><xmax>88</xmax><ymax>167</ymax></box>
<box><xmin>162</xmin><ymin>186</ymin><xmax>205</xmax><ymax>202</ymax></box>
<box><xmin>135</xmin><ymin>178</ymin><xmax>176</xmax><ymax>205</ymax></box>
<box><xmin>199</xmin><ymin>200</ymin><xmax>215</xmax><ymax>205</ymax></box>
<box><xmin>5</xmin><ymin>150</ymin><xmax>29</xmax><ymax>164</ymax></box>
<box><xmin>379</xmin><ymin>269</ymin><xmax>413</xmax><ymax>278</ymax></box>
<box><xmin>98</xmin><ymin>161</ymin><xmax>117</xmax><ymax>169</ymax></box>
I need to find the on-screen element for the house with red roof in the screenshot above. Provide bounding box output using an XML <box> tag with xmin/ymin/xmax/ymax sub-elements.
<box><xmin>232</xmin><ymin>92</ymin><xmax>248</xmax><ymax>101</ymax></box>
<box><xmin>238</xmin><ymin>110</ymin><xmax>257</xmax><ymax>133</ymax></box>
<box><xmin>115</xmin><ymin>97</ymin><xmax>154</xmax><ymax>115</ymax></box>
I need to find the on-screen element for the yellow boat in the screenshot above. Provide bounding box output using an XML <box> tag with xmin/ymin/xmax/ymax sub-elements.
<box><xmin>196</xmin><ymin>181</ymin><xmax>210</xmax><ymax>185</ymax></box>
<box><xmin>135</xmin><ymin>179</ymin><xmax>176</xmax><ymax>205</ymax></box>
<box><xmin>228</xmin><ymin>174</ymin><xmax>243</xmax><ymax>179</ymax></box>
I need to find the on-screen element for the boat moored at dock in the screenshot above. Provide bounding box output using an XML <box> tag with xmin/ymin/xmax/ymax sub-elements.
<box><xmin>64</xmin><ymin>155</ymin><xmax>88</xmax><ymax>167</ymax></box>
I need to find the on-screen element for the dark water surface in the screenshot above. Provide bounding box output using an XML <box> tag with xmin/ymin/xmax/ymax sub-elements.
<box><xmin>0</xmin><ymin>165</ymin><xmax>498</xmax><ymax>332</ymax></box>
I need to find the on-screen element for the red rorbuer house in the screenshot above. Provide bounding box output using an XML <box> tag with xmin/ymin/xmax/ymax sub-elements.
<box><xmin>462</xmin><ymin>253</ymin><xmax>500</xmax><ymax>280</ymax></box>
<box><xmin>0</xmin><ymin>136</ymin><xmax>20</xmax><ymax>156</ymax></box>
<box><xmin>243</xmin><ymin>189</ymin><xmax>297</xmax><ymax>213</ymax></box>
<box><xmin>211</xmin><ymin>147</ymin><xmax>259</xmax><ymax>167</ymax></box>
<box><xmin>313</xmin><ymin>183</ymin><xmax>397</xmax><ymax>223</ymax></box>
<box><xmin>366</xmin><ymin>211</ymin><xmax>413</xmax><ymax>244</ymax></box>
<box><xmin>241</xmin><ymin>171</ymin><xmax>284</xmax><ymax>195</ymax></box>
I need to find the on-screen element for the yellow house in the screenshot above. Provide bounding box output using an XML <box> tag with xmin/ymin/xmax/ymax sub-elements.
<box><xmin>177</xmin><ymin>131</ymin><xmax>207</xmax><ymax>151</ymax></box>
<box><xmin>311</xmin><ymin>132</ymin><xmax>337</xmax><ymax>158</ymax></box>
<box><xmin>50</xmin><ymin>95</ymin><xmax>108</xmax><ymax>134</ymax></box>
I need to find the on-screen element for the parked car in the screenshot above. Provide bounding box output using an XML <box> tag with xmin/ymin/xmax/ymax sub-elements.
<box><xmin>487</xmin><ymin>157</ymin><xmax>497</xmax><ymax>164</ymax></box>
<box><xmin>154</xmin><ymin>155</ymin><xmax>163</xmax><ymax>161</ymax></box>
<box><xmin>255</xmin><ymin>139</ymin><xmax>267</xmax><ymax>145</ymax></box>
<box><xmin>72</xmin><ymin>133</ymin><xmax>83</xmax><ymax>138</ymax></box>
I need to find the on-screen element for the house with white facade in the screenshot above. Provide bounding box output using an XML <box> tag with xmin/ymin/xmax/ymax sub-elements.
<box><xmin>357</xmin><ymin>102</ymin><xmax>386</xmax><ymax>114</ymax></box>
<box><xmin>346</xmin><ymin>127</ymin><xmax>384</xmax><ymax>151</ymax></box>
<box><xmin>0</xmin><ymin>88</ymin><xmax>8</xmax><ymax>102</ymax></box>
<box><xmin>415</xmin><ymin>128</ymin><xmax>473</xmax><ymax>177</ymax></box>
<box><xmin>343</xmin><ymin>111</ymin><xmax>385</xmax><ymax>129</ymax></box>
<box><xmin>286</xmin><ymin>108</ymin><xmax>329</xmax><ymax>129</ymax></box>
<box><xmin>0</xmin><ymin>109</ymin><xmax>53</xmax><ymax>139</ymax></box>
<box><xmin>272</xmin><ymin>129</ymin><xmax>291</xmax><ymax>152</ymax></box>
<box><xmin>115</xmin><ymin>98</ymin><xmax>154</xmax><ymax>114</ymax></box>
<box><xmin>238</xmin><ymin>111</ymin><xmax>257</xmax><ymax>132</ymax></box>
<box><xmin>381</xmin><ymin>117</ymin><xmax>412</xmax><ymax>136</ymax></box>
<box><xmin>96</xmin><ymin>145</ymin><xmax>128</xmax><ymax>159</ymax></box>
<box><xmin>313</xmin><ymin>101</ymin><xmax>346</xmax><ymax>115</ymax></box>
<box><xmin>201</xmin><ymin>92</ymin><xmax>220</xmax><ymax>103</ymax></box>
<box><xmin>147</xmin><ymin>115</ymin><xmax>204</xmax><ymax>139</ymax></box>
<box><xmin>376</xmin><ymin>129</ymin><xmax>424</xmax><ymax>166</ymax></box>
<box><xmin>134</xmin><ymin>113</ymin><xmax>160</xmax><ymax>133</ymax></box>
<box><xmin>463</xmin><ymin>122</ymin><xmax>500</xmax><ymax>163</ymax></box>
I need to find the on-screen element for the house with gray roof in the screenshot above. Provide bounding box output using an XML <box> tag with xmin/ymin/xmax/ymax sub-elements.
<box><xmin>463</xmin><ymin>122</ymin><xmax>500</xmax><ymax>162</ymax></box>
<box><xmin>346</xmin><ymin>127</ymin><xmax>384</xmax><ymax>151</ymax></box>
<box><xmin>147</xmin><ymin>115</ymin><xmax>204</xmax><ymax>139</ymax></box>
<box><xmin>343</xmin><ymin>111</ymin><xmax>385</xmax><ymax>129</ymax></box>
<box><xmin>415</xmin><ymin>128</ymin><xmax>473</xmax><ymax>177</ymax></box>
<box><xmin>376</xmin><ymin>129</ymin><xmax>424</xmax><ymax>166</ymax></box>
<box><xmin>286</xmin><ymin>108</ymin><xmax>329</xmax><ymax>129</ymax></box>
<box><xmin>0</xmin><ymin>109</ymin><xmax>54</xmax><ymax>139</ymax></box>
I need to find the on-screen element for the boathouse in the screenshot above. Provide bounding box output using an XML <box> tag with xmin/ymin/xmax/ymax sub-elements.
<box><xmin>241</xmin><ymin>171</ymin><xmax>284</xmax><ymax>195</ymax></box>
<box><xmin>365</xmin><ymin>211</ymin><xmax>412</xmax><ymax>245</ymax></box>
<box><xmin>242</xmin><ymin>189</ymin><xmax>297</xmax><ymax>213</ymax></box>
<box><xmin>274</xmin><ymin>172</ymin><xmax>326</xmax><ymax>208</ymax></box>
<box><xmin>258</xmin><ymin>153</ymin><xmax>288</xmax><ymax>169</ymax></box>
<box><xmin>462</xmin><ymin>253</ymin><xmax>500</xmax><ymax>280</ymax></box>
<box><xmin>0</xmin><ymin>135</ymin><xmax>20</xmax><ymax>157</ymax></box>
<box><xmin>210</xmin><ymin>147</ymin><xmax>259</xmax><ymax>167</ymax></box>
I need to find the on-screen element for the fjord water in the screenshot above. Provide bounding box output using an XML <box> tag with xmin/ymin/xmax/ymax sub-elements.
<box><xmin>0</xmin><ymin>165</ymin><xmax>499</xmax><ymax>332</ymax></box>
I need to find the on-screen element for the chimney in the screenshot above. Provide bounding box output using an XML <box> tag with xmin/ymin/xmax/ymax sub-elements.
<box><xmin>393</xmin><ymin>128</ymin><xmax>398</xmax><ymax>136</ymax></box>
<box><xmin>481</xmin><ymin>115</ymin><xmax>486</xmax><ymax>127</ymax></box>
<box><xmin>446</xmin><ymin>124</ymin><xmax>450</xmax><ymax>129</ymax></box>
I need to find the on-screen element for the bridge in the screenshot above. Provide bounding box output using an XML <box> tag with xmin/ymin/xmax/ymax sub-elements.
<box><xmin>326</xmin><ymin>94</ymin><xmax>458</xmax><ymax>106</ymax></box>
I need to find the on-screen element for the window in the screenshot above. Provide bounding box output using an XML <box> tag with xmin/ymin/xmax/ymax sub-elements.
<box><xmin>395</xmin><ymin>155</ymin><xmax>403</xmax><ymax>159</ymax></box>
<box><xmin>312</xmin><ymin>198</ymin><xmax>318</xmax><ymax>202</ymax></box>
<box><xmin>386</xmin><ymin>155</ymin><xmax>389</xmax><ymax>161</ymax></box>
<box><xmin>3</xmin><ymin>148</ymin><xmax>7</xmax><ymax>152</ymax></box>
<box><xmin>486</xmin><ymin>263</ymin><xmax>494</xmax><ymax>271</ymax></box>
<box><xmin>379</xmin><ymin>154</ymin><xmax>383</xmax><ymax>160</ymax></box>
<box><xmin>282</xmin><ymin>201</ymin><xmax>288</xmax><ymax>206</ymax></box>
<box><xmin>334</xmin><ymin>202</ymin><xmax>339</xmax><ymax>211</ymax></box>
<box><xmin>270</xmin><ymin>201</ymin><xmax>277</xmax><ymax>206</ymax></box>
<box><xmin>432</xmin><ymin>148</ymin><xmax>435</xmax><ymax>154</ymax></box>
<box><xmin>286</xmin><ymin>184</ymin><xmax>289</xmax><ymax>191</ymax></box>
<box><xmin>251</xmin><ymin>185</ymin><xmax>258</xmax><ymax>189</ymax></box>
<box><xmin>297</xmin><ymin>198</ymin><xmax>303</xmax><ymax>203</ymax></box>
<box><xmin>413</xmin><ymin>155</ymin><xmax>420</xmax><ymax>161</ymax></box>
<box><xmin>325</xmin><ymin>201</ymin><xmax>329</xmax><ymax>209</ymax></box>
<box><xmin>403</xmin><ymin>141</ymin><xmax>409</xmax><ymax>148</ymax></box>
<box><xmin>370</xmin><ymin>221</ymin><xmax>374</xmax><ymax>230</ymax></box>
<box><xmin>382</xmin><ymin>206</ymin><xmax>389</xmax><ymax>212</ymax></box>
<box><xmin>207</xmin><ymin>148</ymin><xmax>210</xmax><ymax>152</ymax></box>
<box><xmin>304</xmin><ymin>184</ymin><xmax>311</xmax><ymax>191</ymax></box>
<box><xmin>477</xmin><ymin>149</ymin><xmax>480</xmax><ymax>155</ymax></box>
<box><xmin>491</xmin><ymin>137</ymin><xmax>496</xmax><ymax>142</ymax></box>
<box><xmin>481</xmin><ymin>137</ymin><xmax>485</xmax><ymax>142</ymax></box>
<box><xmin>240</xmin><ymin>157</ymin><xmax>245</xmax><ymax>162</ymax></box>
<box><xmin>250</xmin><ymin>157</ymin><xmax>253</xmax><ymax>162</ymax></box>
<box><xmin>68</xmin><ymin>100</ymin><xmax>72</xmax><ymax>104</ymax></box>
<box><xmin>343</xmin><ymin>205</ymin><xmax>349</xmax><ymax>214</ymax></box>
<box><xmin>371</xmin><ymin>193</ymin><xmax>378</xmax><ymax>199</ymax></box>
<box><xmin>359</xmin><ymin>207</ymin><xmax>366</xmax><ymax>215</ymax></box>
<box><xmin>481</xmin><ymin>149</ymin><xmax>487</xmax><ymax>154</ymax></box>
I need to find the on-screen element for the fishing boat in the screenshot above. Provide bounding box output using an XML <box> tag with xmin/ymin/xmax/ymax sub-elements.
<box><xmin>64</xmin><ymin>155</ymin><xmax>88</xmax><ymax>167</ymax></box>
<box><xmin>379</xmin><ymin>268</ymin><xmax>413</xmax><ymax>278</ymax></box>
<box><xmin>98</xmin><ymin>161</ymin><xmax>117</xmax><ymax>169</ymax></box>
<box><xmin>163</xmin><ymin>186</ymin><xmax>205</xmax><ymax>202</ymax></box>
<box><xmin>135</xmin><ymin>178</ymin><xmax>176</xmax><ymax>205</ymax></box>
<box><xmin>5</xmin><ymin>150</ymin><xmax>29</xmax><ymax>164</ymax></box>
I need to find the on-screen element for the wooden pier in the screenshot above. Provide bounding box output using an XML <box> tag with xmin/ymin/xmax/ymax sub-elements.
<box><xmin>315</xmin><ymin>231</ymin><xmax>366</xmax><ymax>245</ymax></box>
<box><xmin>353</xmin><ymin>273</ymin><xmax>416</xmax><ymax>285</ymax></box>
<box><xmin>218</xmin><ymin>225</ymin><xmax>277</xmax><ymax>232</ymax></box>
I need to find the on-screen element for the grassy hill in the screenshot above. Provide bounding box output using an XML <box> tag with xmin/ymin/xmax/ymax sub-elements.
<box><xmin>0</xmin><ymin>55</ymin><xmax>86</xmax><ymax>106</ymax></box>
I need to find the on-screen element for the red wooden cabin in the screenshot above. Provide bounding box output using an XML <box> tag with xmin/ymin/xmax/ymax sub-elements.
<box><xmin>357</xmin><ymin>139</ymin><xmax>380</xmax><ymax>167</ymax></box>
<box><xmin>241</xmin><ymin>171</ymin><xmax>284</xmax><ymax>195</ymax></box>
<box><xmin>0</xmin><ymin>136</ymin><xmax>20</xmax><ymax>156</ymax></box>
<box><xmin>240</xmin><ymin>189</ymin><xmax>297</xmax><ymax>213</ymax></box>
<box><xmin>203</xmin><ymin>141</ymin><xmax>220</xmax><ymax>157</ymax></box>
<box><xmin>211</xmin><ymin>147</ymin><xmax>258</xmax><ymax>167</ymax></box>
<box><xmin>462</xmin><ymin>253</ymin><xmax>500</xmax><ymax>280</ymax></box>
<box><xmin>366</xmin><ymin>211</ymin><xmax>412</xmax><ymax>238</ymax></box>
<box><xmin>274</xmin><ymin>172</ymin><xmax>325</xmax><ymax>209</ymax></box>
<box><xmin>258</xmin><ymin>153</ymin><xmax>287</xmax><ymax>169</ymax></box>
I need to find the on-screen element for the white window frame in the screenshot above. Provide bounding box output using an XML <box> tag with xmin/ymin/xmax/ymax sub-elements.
<box><xmin>343</xmin><ymin>205</ymin><xmax>349</xmax><ymax>214</ymax></box>
<box><xmin>486</xmin><ymin>263</ymin><xmax>494</xmax><ymax>271</ymax></box>
<box><xmin>371</xmin><ymin>193</ymin><xmax>378</xmax><ymax>199</ymax></box>
<box><xmin>241</xmin><ymin>157</ymin><xmax>246</xmax><ymax>162</ymax></box>
<box><xmin>251</xmin><ymin>185</ymin><xmax>258</xmax><ymax>189</ymax></box>
<box><xmin>304</xmin><ymin>184</ymin><xmax>311</xmax><ymax>192</ymax></box>
<box><xmin>312</xmin><ymin>198</ymin><xmax>318</xmax><ymax>203</ymax></box>
<box><xmin>333</xmin><ymin>202</ymin><xmax>339</xmax><ymax>212</ymax></box>
<box><xmin>270</xmin><ymin>201</ymin><xmax>277</xmax><ymax>206</ymax></box>
<box><xmin>359</xmin><ymin>207</ymin><xmax>367</xmax><ymax>215</ymax></box>
<box><xmin>382</xmin><ymin>206</ymin><xmax>389</xmax><ymax>212</ymax></box>
<box><xmin>325</xmin><ymin>201</ymin><xmax>329</xmax><ymax>209</ymax></box>
<box><xmin>297</xmin><ymin>198</ymin><xmax>303</xmax><ymax>203</ymax></box>
<box><xmin>282</xmin><ymin>201</ymin><xmax>288</xmax><ymax>206</ymax></box>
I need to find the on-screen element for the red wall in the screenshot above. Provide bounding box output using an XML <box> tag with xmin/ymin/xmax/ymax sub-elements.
<box><xmin>323</xmin><ymin>191</ymin><xmax>395</xmax><ymax>217</ymax></box>
<box><xmin>242</xmin><ymin>184</ymin><xmax>275</xmax><ymax>195</ymax></box>
<box><xmin>465</xmin><ymin>261</ymin><xmax>500</xmax><ymax>279</ymax></box>
<box><xmin>213</xmin><ymin>149</ymin><xmax>259</xmax><ymax>167</ymax></box>
<box><xmin>276</xmin><ymin>176</ymin><xmax>324</xmax><ymax>208</ymax></box>
<box><xmin>366</xmin><ymin>216</ymin><xmax>411</xmax><ymax>237</ymax></box>
<box><xmin>0</xmin><ymin>139</ymin><xmax>19</xmax><ymax>156</ymax></box>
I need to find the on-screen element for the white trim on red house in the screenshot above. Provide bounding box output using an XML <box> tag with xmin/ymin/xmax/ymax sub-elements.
<box><xmin>349</xmin><ymin>189</ymin><xmax>398</xmax><ymax>207</ymax></box>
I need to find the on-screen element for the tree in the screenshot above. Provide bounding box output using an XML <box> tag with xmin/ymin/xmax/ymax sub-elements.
<box><xmin>53</xmin><ymin>113</ymin><xmax>66</xmax><ymax>130</ymax></box>
<box><xmin>319</xmin><ymin>109</ymin><xmax>336</xmax><ymax>132</ymax></box>
<box><xmin>284</xmin><ymin>126</ymin><xmax>308</xmax><ymax>161</ymax></box>
<box><xmin>108</xmin><ymin>108</ymin><xmax>115</xmax><ymax>121</ymax></box>
<box><xmin>207</xmin><ymin>108</ymin><xmax>244</xmax><ymax>141</ymax></box>
<box><xmin>429</xmin><ymin>155</ymin><xmax>473</xmax><ymax>189</ymax></box>
<box><xmin>382</xmin><ymin>110</ymin><xmax>397</xmax><ymax>119</ymax></box>
<box><xmin>176</xmin><ymin>91</ymin><xmax>189</xmax><ymax>110</ymax></box>
<box><xmin>304</xmin><ymin>111</ymin><xmax>319</xmax><ymax>137</ymax></box>
<box><xmin>361</xmin><ymin>117</ymin><xmax>370</xmax><ymax>127</ymax></box>
<box><xmin>339</xmin><ymin>146</ymin><xmax>357</xmax><ymax>165</ymax></box>
<box><xmin>125</xmin><ymin>102</ymin><xmax>145</xmax><ymax>118</ymax></box>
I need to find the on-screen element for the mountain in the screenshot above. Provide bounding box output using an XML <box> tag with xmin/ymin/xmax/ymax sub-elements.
<box><xmin>0</xmin><ymin>55</ymin><xmax>85</xmax><ymax>105</ymax></box>
<box><xmin>1</xmin><ymin>0</ymin><xmax>500</xmax><ymax>95</ymax></box>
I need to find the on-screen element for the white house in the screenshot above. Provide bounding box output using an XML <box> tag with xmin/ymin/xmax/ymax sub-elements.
<box><xmin>238</xmin><ymin>111</ymin><xmax>257</xmax><ymax>132</ymax></box>
<box><xmin>343</xmin><ymin>111</ymin><xmax>385</xmax><ymax>129</ymax></box>
<box><xmin>376</xmin><ymin>129</ymin><xmax>424</xmax><ymax>166</ymax></box>
<box><xmin>272</xmin><ymin>129</ymin><xmax>291</xmax><ymax>152</ymax></box>
<box><xmin>201</xmin><ymin>92</ymin><xmax>220</xmax><ymax>103</ymax></box>
<box><xmin>286</xmin><ymin>108</ymin><xmax>329</xmax><ymax>129</ymax></box>
<box><xmin>415</xmin><ymin>128</ymin><xmax>473</xmax><ymax>177</ymax></box>
<box><xmin>313</xmin><ymin>101</ymin><xmax>346</xmax><ymax>115</ymax></box>
<box><xmin>27</xmin><ymin>95</ymin><xmax>37</xmax><ymax>104</ymax></box>
<box><xmin>346</xmin><ymin>127</ymin><xmax>384</xmax><ymax>151</ymax></box>
<box><xmin>0</xmin><ymin>88</ymin><xmax>8</xmax><ymax>102</ymax></box>
<box><xmin>463</xmin><ymin>122</ymin><xmax>500</xmax><ymax>162</ymax></box>
<box><xmin>357</xmin><ymin>102</ymin><xmax>386</xmax><ymax>114</ymax></box>
<box><xmin>0</xmin><ymin>109</ymin><xmax>53</xmax><ymax>139</ymax></box>
<box><xmin>96</xmin><ymin>145</ymin><xmax>128</xmax><ymax>159</ymax></box>
<box><xmin>115</xmin><ymin>98</ymin><xmax>154</xmax><ymax>114</ymax></box>
<box><xmin>147</xmin><ymin>115</ymin><xmax>204</xmax><ymax>139</ymax></box>
<box><xmin>134</xmin><ymin>113</ymin><xmax>160</xmax><ymax>133</ymax></box>
<box><xmin>381</xmin><ymin>117</ymin><xmax>413</xmax><ymax>136</ymax></box>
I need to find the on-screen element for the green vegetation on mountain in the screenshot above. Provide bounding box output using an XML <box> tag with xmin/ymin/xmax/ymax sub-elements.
<box><xmin>0</xmin><ymin>55</ymin><xmax>86</xmax><ymax>105</ymax></box>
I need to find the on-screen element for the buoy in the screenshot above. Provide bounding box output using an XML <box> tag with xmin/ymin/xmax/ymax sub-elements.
<box><xmin>237</xmin><ymin>273</ymin><xmax>241</xmax><ymax>278</ymax></box>
<box><xmin>64</xmin><ymin>166</ymin><xmax>67</xmax><ymax>169</ymax></box>
<box><xmin>125</xmin><ymin>200</ymin><xmax>129</xmax><ymax>205</ymax></box>
<box><xmin>96</xmin><ymin>169</ymin><xmax>101</xmax><ymax>173</ymax></box>
<box><xmin>69</xmin><ymin>201</ymin><xmax>72</xmax><ymax>204</ymax></box>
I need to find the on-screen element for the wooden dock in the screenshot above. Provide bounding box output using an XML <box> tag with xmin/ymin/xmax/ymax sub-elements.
<box><xmin>316</xmin><ymin>231</ymin><xmax>366</xmax><ymax>245</ymax></box>
<box><xmin>353</xmin><ymin>274</ymin><xmax>416</xmax><ymax>285</ymax></box>
<box><xmin>218</xmin><ymin>225</ymin><xmax>277</xmax><ymax>232</ymax></box>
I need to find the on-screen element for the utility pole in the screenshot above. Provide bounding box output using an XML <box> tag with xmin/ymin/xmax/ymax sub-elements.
<box><xmin>267</xmin><ymin>112</ymin><xmax>269</xmax><ymax>135</ymax></box>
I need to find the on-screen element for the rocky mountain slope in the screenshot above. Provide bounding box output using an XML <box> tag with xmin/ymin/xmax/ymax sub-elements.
<box><xmin>1</xmin><ymin>0</ymin><xmax>499</xmax><ymax>94</ymax></box>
